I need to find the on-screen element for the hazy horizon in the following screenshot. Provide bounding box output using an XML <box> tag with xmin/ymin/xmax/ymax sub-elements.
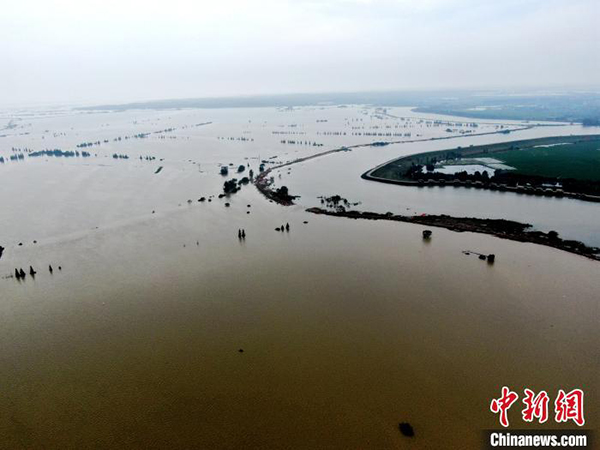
<box><xmin>3</xmin><ymin>0</ymin><xmax>599</xmax><ymax>107</ymax></box>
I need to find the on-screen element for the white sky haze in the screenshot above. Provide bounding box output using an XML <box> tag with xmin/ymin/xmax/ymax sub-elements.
<box><xmin>2</xmin><ymin>0</ymin><xmax>599</xmax><ymax>106</ymax></box>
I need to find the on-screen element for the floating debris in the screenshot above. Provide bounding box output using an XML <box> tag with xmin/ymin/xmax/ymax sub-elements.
<box><xmin>422</xmin><ymin>230</ymin><xmax>432</xmax><ymax>239</ymax></box>
<box><xmin>463</xmin><ymin>250</ymin><xmax>496</xmax><ymax>263</ymax></box>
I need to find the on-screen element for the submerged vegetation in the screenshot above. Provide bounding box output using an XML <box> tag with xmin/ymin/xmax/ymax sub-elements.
<box><xmin>223</xmin><ymin>176</ymin><xmax>251</xmax><ymax>195</ymax></box>
<box><xmin>318</xmin><ymin>195</ymin><xmax>361</xmax><ymax>212</ymax></box>
<box><xmin>30</xmin><ymin>149</ymin><xmax>91</xmax><ymax>158</ymax></box>
<box><xmin>223</xmin><ymin>179</ymin><xmax>240</xmax><ymax>194</ymax></box>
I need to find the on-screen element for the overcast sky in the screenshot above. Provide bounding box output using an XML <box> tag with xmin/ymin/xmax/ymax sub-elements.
<box><xmin>2</xmin><ymin>0</ymin><xmax>598</xmax><ymax>106</ymax></box>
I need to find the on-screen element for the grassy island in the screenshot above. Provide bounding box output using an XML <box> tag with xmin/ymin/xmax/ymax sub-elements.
<box><xmin>364</xmin><ymin>135</ymin><xmax>600</xmax><ymax>201</ymax></box>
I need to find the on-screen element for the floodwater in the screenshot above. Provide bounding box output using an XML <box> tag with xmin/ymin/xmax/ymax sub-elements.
<box><xmin>273</xmin><ymin>107</ymin><xmax>600</xmax><ymax>246</ymax></box>
<box><xmin>0</xmin><ymin>105</ymin><xmax>598</xmax><ymax>449</ymax></box>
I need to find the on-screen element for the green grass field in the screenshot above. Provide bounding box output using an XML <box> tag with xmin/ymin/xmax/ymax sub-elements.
<box><xmin>492</xmin><ymin>141</ymin><xmax>600</xmax><ymax>181</ymax></box>
<box><xmin>368</xmin><ymin>135</ymin><xmax>600</xmax><ymax>182</ymax></box>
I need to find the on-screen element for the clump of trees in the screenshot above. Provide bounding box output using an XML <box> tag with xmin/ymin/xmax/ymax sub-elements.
<box><xmin>223</xmin><ymin>176</ymin><xmax>253</xmax><ymax>195</ymax></box>
<box><xmin>403</xmin><ymin>163</ymin><xmax>600</xmax><ymax>196</ymax></box>
<box><xmin>273</xmin><ymin>186</ymin><xmax>296</xmax><ymax>203</ymax></box>
<box><xmin>223</xmin><ymin>179</ymin><xmax>239</xmax><ymax>194</ymax></box>
<box><xmin>318</xmin><ymin>195</ymin><xmax>360</xmax><ymax>212</ymax></box>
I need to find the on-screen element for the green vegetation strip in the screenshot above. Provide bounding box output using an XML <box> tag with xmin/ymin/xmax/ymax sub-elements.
<box><xmin>369</xmin><ymin>135</ymin><xmax>600</xmax><ymax>181</ymax></box>
<box><xmin>364</xmin><ymin>135</ymin><xmax>600</xmax><ymax>201</ymax></box>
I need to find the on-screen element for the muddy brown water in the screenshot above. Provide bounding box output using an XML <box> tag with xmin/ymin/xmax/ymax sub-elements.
<box><xmin>0</xmin><ymin>106</ymin><xmax>598</xmax><ymax>449</ymax></box>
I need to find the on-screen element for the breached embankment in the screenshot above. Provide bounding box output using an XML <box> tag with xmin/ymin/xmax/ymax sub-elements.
<box><xmin>306</xmin><ymin>207</ymin><xmax>600</xmax><ymax>261</ymax></box>
<box><xmin>251</xmin><ymin>127</ymin><xmax>600</xmax><ymax>259</ymax></box>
